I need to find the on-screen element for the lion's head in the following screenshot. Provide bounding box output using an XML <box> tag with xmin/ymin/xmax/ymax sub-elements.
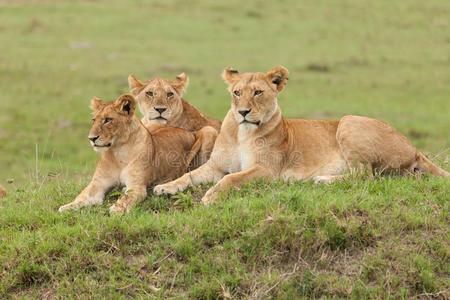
<box><xmin>88</xmin><ymin>94</ymin><xmax>137</xmax><ymax>153</ymax></box>
<box><xmin>222</xmin><ymin>66</ymin><xmax>289</xmax><ymax>129</ymax></box>
<box><xmin>128</xmin><ymin>73</ymin><xmax>189</xmax><ymax>125</ymax></box>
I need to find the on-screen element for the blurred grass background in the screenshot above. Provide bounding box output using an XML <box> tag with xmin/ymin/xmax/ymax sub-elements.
<box><xmin>0</xmin><ymin>0</ymin><xmax>449</xmax><ymax>187</ymax></box>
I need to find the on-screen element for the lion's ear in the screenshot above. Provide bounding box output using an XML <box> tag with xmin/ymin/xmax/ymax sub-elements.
<box><xmin>115</xmin><ymin>94</ymin><xmax>136</xmax><ymax>116</ymax></box>
<box><xmin>128</xmin><ymin>75</ymin><xmax>145</xmax><ymax>95</ymax></box>
<box><xmin>266</xmin><ymin>66</ymin><xmax>289</xmax><ymax>92</ymax></box>
<box><xmin>170</xmin><ymin>73</ymin><xmax>189</xmax><ymax>96</ymax></box>
<box><xmin>90</xmin><ymin>96</ymin><xmax>103</xmax><ymax>111</ymax></box>
<box><xmin>222</xmin><ymin>67</ymin><xmax>240</xmax><ymax>85</ymax></box>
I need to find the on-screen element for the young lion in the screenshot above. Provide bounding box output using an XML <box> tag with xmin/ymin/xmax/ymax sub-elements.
<box><xmin>128</xmin><ymin>73</ymin><xmax>221</xmax><ymax>165</ymax></box>
<box><xmin>58</xmin><ymin>94</ymin><xmax>200</xmax><ymax>214</ymax></box>
<box><xmin>154</xmin><ymin>66</ymin><xmax>450</xmax><ymax>205</ymax></box>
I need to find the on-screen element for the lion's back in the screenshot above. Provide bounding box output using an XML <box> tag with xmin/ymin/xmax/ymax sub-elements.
<box><xmin>153</xmin><ymin>126</ymin><xmax>196</xmax><ymax>153</ymax></box>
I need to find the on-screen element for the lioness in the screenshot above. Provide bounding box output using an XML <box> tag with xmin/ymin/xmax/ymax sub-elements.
<box><xmin>154</xmin><ymin>66</ymin><xmax>450</xmax><ymax>205</ymax></box>
<box><xmin>128</xmin><ymin>73</ymin><xmax>221</xmax><ymax>165</ymax></box>
<box><xmin>0</xmin><ymin>185</ymin><xmax>6</xmax><ymax>198</ymax></box>
<box><xmin>58</xmin><ymin>94</ymin><xmax>200</xmax><ymax>214</ymax></box>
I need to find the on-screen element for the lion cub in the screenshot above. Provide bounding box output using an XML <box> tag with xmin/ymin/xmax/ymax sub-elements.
<box><xmin>154</xmin><ymin>66</ymin><xmax>449</xmax><ymax>205</ymax></box>
<box><xmin>128</xmin><ymin>73</ymin><xmax>220</xmax><ymax>165</ymax></box>
<box><xmin>58</xmin><ymin>94</ymin><xmax>199</xmax><ymax>214</ymax></box>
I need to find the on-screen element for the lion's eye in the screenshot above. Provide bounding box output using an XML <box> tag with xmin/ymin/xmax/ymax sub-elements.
<box><xmin>146</xmin><ymin>91</ymin><xmax>154</xmax><ymax>97</ymax></box>
<box><xmin>254</xmin><ymin>90</ymin><xmax>263</xmax><ymax>96</ymax></box>
<box><xmin>104</xmin><ymin>118</ymin><xmax>113</xmax><ymax>124</ymax></box>
<box><xmin>233</xmin><ymin>90</ymin><xmax>240</xmax><ymax>97</ymax></box>
<box><xmin>167</xmin><ymin>92</ymin><xmax>174</xmax><ymax>98</ymax></box>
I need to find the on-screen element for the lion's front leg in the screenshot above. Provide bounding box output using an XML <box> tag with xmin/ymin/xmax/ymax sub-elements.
<box><xmin>201</xmin><ymin>165</ymin><xmax>272</xmax><ymax>205</ymax></box>
<box><xmin>58</xmin><ymin>162</ymin><xmax>119</xmax><ymax>212</ymax></box>
<box><xmin>109</xmin><ymin>185</ymin><xmax>147</xmax><ymax>215</ymax></box>
<box><xmin>154</xmin><ymin>161</ymin><xmax>225</xmax><ymax>196</ymax></box>
<box><xmin>58</xmin><ymin>178</ymin><xmax>116</xmax><ymax>212</ymax></box>
<box><xmin>109</xmin><ymin>163</ymin><xmax>148</xmax><ymax>215</ymax></box>
<box><xmin>189</xmin><ymin>126</ymin><xmax>219</xmax><ymax>168</ymax></box>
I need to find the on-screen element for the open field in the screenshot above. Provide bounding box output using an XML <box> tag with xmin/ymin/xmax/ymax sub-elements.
<box><xmin>0</xmin><ymin>0</ymin><xmax>449</xmax><ymax>298</ymax></box>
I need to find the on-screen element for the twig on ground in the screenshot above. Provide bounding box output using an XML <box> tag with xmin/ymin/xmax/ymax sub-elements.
<box><xmin>152</xmin><ymin>251</ymin><xmax>173</xmax><ymax>266</ymax></box>
<box><xmin>170</xmin><ymin>266</ymin><xmax>182</xmax><ymax>291</ymax></box>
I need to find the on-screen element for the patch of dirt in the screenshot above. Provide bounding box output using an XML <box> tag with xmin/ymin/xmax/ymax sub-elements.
<box><xmin>326</xmin><ymin>247</ymin><xmax>375</xmax><ymax>277</ymax></box>
<box><xmin>305</xmin><ymin>63</ymin><xmax>331</xmax><ymax>73</ymax></box>
<box><xmin>23</xmin><ymin>17</ymin><xmax>45</xmax><ymax>34</ymax></box>
<box><xmin>69</xmin><ymin>41</ymin><xmax>92</xmax><ymax>50</ymax></box>
<box><xmin>341</xmin><ymin>58</ymin><xmax>369</xmax><ymax>67</ymax></box>
<box><xmin>246</xmin><ymin>10</ymin><xmax>263</xmax><ymax>19</ymax></box>
<box><xmin>408</xmin><ymin>129</ymin><xmax>429</xmax><ymax>140</ymax></box>
<box><xmin>125</xmin><ymin>254</ymin><xmax>151</xmax><ymax>279</ymax></box>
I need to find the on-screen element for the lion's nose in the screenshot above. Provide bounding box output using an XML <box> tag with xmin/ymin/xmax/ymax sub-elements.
<box><xmin>89</xmin><ymin>136</ymin><xmax>99</xmax><ymax>143</ymax></box>
<box><xmin>154</xmin><ymin>107</ymin><xmax>167</xmax><ymax>114</ymax></box>
<box><xmin>238</xmin><ymin>109</ymin><xmax>251</xmax><ymax>117</ymax></box>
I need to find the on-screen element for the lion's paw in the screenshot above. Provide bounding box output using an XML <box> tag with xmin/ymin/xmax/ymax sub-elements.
<box><xmin>201</xmin><ymin>189</ymin><xmax>219</xmax><ymax>206</ymax></box>
<box><xmin>109</xmin><ymin>204</ymin><xmax>127</xmax><ymax>215</ymax></box>
<box><xmin>58</xmin><ymin>203</ymin><xmax>76</xmax><ymax>212</ymax></box>
<box><xmin>313</xmin><ymin>175</ymin><xmax>339</xmax><ymax>184</ymax></box>
<box><xmin>154</xmin><ymin>183</ymin><xmax>180</xmax><ymax>196</ymax></box>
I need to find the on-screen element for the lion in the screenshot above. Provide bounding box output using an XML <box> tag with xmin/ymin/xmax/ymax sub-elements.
<box><xmin>154</xmin><ymin>66</ymin><xmax>450</xmax><ymax>205</ymax></box>
<box><xmin>0</xmin><ymin>185</ymin><xmax>5</xmax><ymax>198</ymax></box>
<box><xmin>128</xmin><ymin>73</ymin><xmax>221</xmax><ymax>165</ymax></box>
<box><xmin>58</xmin><ymin>94</ymin><xmax>201</xmax><ymax>214</ymax></box>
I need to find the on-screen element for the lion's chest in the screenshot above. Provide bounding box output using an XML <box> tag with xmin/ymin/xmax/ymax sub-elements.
<box><xmin>213</xmin><ymin>137</ymin><xmax>256</xmax><ymax>174</ymax></box>
<box><xmin>220</xmin><ymin>145</ymin><xmax>254</xmax><ymax>174</ymax></box>
<box><xmin>229</xmin><ymin>129</ymin><xmax>257</xmax><ymax>172</ymax></box>
<box><xmin>237</xmin><ymin>140</ymin><xmax>255</xmax><ymax>171</ymax></box>
<box><xmin>118</xmin><ymin>165</ymin><xmax>134</xmax><ymax>188</ymax></box>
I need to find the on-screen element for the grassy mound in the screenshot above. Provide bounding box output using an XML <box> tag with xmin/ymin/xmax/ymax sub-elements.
<box><xmin>1</xmin><ymin>175</ymin><xmax>449</xmax><ymax>298</ymax></box>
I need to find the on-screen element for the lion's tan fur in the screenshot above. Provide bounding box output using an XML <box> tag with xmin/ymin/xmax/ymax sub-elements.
<box><xmin>154</xmin><ymin>66</ymin><xmax>449</xmax><ymax>204</ymax></box>
<box><xmin>59</xmin><ymin>94</ymin><xmax>198</xmax><ymax>214</ymax></box>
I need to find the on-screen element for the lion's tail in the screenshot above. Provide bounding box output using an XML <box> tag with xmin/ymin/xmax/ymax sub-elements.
<box><xmin>416</xmin><ymin>152</ymin><xmax>450</xmax><ymax>178</ymax></box>
<box><xmin>185</xmin><ymin>134</ymin><xmax>203</xmax><ymax>168</ymax></box>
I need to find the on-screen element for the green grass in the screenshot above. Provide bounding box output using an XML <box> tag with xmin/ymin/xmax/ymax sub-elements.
<box><xmin>0</xmin><ymin>0</ymin><xmax>449</xmax><ymax>298</ymax></box>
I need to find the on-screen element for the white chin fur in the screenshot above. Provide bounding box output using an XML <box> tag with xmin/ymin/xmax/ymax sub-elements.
<box><xmin>239</xmin><ymin>122</ymin><xmax>258</xmax><ymax>130</ymax></box>
<box><xmin>93</xmin><ymin>146</ymin><xmax>109</xmax><ymax>153</ymax></box>
<box><xmin>150</xmin><ymin>118</ymin><xmax>168</xmax><ymax>125</ymax></box>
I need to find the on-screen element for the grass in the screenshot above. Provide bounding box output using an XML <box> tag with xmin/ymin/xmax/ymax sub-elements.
<box><xmin>0</xmin><ymin>0</ymin><xmax>449</xmax><ymax>298</ymax></box>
